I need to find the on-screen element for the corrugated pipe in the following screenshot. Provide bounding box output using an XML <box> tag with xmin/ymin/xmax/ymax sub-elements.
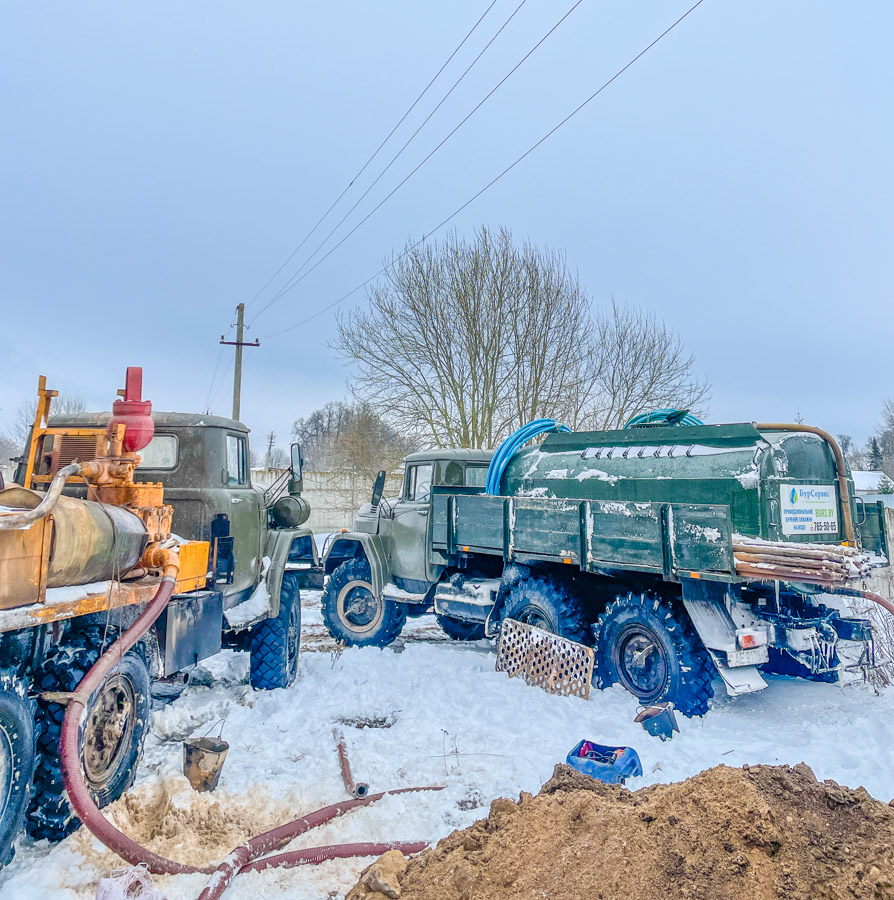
<box><xmin>838</xmin><ymin>587</ymin><xmax>894</xmax><ymax>619</ymax></box>
<box><xmin>0</xmin><ymin>462</ymin><xmax>80</xmax><ymax>529</ymax></box>
<box><xmin>196</xmin><ymin>786</ymin><xmax>440</xmax><ymax>900</ymax></box>
<box><xmin>754</xmin><ymin>424</ymin><xmax>856</xmax><ymax>545</ymax></box>
<box><xmin>58</xmin><ymin>548</ymin><xmax>438</xmax><ymax>897</ymax></box>
<box><xmin>240</xmin><ymin>840</ymin><xmax>428</xmax><ymax>874</ymax></box>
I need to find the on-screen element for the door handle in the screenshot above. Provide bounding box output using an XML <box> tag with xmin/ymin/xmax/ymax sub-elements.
<box><xmin>418</xmin><ymin>508</ymin><xmax>429</xmax><ymax>516</ymax></box>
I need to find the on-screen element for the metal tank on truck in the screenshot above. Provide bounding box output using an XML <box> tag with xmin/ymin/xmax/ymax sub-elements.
<box><xmin>0</xmin><ymin>369</ymin><xmax>320</xmax><ymax>869</ymax></box>
<box><xmin>320</xmin><ymin>411</ymin><xmax>891</xmax><ymax>717</ymax></box>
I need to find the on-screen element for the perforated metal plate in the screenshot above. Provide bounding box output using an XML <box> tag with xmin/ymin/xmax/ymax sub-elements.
<box><xmin>495</xmin><ymin>618</ymin><xmax>594</xmax><ymax>699</ymax></box>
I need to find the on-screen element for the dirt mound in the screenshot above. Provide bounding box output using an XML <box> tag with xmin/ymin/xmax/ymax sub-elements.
<box><xmin>349</xmin><ymin>764</ymin><xmax>894</xmax><ymax>900</ymax></box>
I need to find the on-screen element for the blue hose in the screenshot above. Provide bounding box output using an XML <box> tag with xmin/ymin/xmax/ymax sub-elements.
<box><xmin>485</xmin><ymin>419</ymin><xmax>570</xmax><ymax>496</ymax></box>
<box><xmin>624</xmin><ymin>409</ymin><xmax>703</xmax><ymax>429</ymax></box>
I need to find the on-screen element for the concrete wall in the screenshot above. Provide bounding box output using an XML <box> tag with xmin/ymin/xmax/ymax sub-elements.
<box><xmin>250</xmin><ymin>468</ymin><xmax>402</xmax><ymax>536</ymax></box>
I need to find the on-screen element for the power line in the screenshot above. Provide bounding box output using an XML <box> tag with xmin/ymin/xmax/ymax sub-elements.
<box><xmin>247</xmin><ymin>0</ymin><xmax>534</xmax><ymax>324</ymax></box>
<box><xmin>244</xmin><ymin>0</ymin><xmax>501</xmax><ymax>310</ymax></box>
<box><xmin>249</xmin><ymin>0</ymin><xmax>581</xmax><ymax>327</ymax></box>
<box><xmin>261</xmin><ymin>0</ymin><xmax>708</xmax><ymax>341</ymax></box>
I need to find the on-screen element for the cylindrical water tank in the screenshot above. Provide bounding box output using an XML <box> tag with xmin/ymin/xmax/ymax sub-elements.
<box><xmin>0</xmin><ymin>486</ymin><xmax>147</xmax><ymax>587</ymax></box>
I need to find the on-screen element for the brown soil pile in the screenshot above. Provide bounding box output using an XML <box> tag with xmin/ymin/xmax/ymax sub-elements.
<box><xmin>349</xmin><ymin>764</ymin><xmax>894</xmax><ymax>900</ymax></box>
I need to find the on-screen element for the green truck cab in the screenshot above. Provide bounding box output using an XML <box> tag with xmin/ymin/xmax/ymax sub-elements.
<box><xmin>322</xmin><ymin>423</ymin><xmax>891</xmax><ymax>717</ymax></box>
<box><xmin>37</xmin><ymin>410</ymin><xmax>320</xmax><ymax>690</ymax></box>
<box><xmin>321</xmin><ymin>450</ymin><xmax>492</xmax><ymax>644</ymax></box>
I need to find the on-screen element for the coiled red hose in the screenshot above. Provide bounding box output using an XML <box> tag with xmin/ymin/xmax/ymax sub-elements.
<box><xmin>59</xmin><ymin>572</ymin><xmax>437</xmax><ymax>898</ymax></box>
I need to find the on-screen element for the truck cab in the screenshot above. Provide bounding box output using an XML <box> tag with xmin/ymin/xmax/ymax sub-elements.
<box><xmin>321</xmin><ymin>449</ymin><xmax>492</xmax><ymax>645</ymax></box>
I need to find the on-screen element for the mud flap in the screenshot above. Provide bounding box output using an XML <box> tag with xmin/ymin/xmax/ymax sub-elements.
<box><xmin>708</xmin><ymin>650</ymin><xmax>767</xmax><ymax>696</ymax></box>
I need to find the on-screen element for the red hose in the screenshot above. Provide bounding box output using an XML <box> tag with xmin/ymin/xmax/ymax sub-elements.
<box><xmin>195</xmin><ymin>787</ymin><xmax>441</xmax><ymax>899</ymax></box>
<box><xmin>860</xmin><ymin>589</ymin><xmax>894</xmax><ymax>618</ymax></box>
<box><xmin>59</xmin><ymin>570</ymin><xmax>438</xmax><ymax>896</ymax></box>
<box><xmin>240</xmin><ymin>841</ymin><xmax>428</xmax><ymax>874</ymax></box>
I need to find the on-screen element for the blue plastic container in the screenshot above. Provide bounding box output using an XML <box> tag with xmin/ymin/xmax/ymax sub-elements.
<box><xmin>565</xmin><ymin>740</ymin><xmax>643</xmax><ymax>785</ymax></box>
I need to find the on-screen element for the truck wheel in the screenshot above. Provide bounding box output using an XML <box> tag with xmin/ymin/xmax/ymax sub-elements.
<box><xmin>28</xmin><ymin>628</ymin><xmax>151</xmax><ymax>841</ymax></box>
<box><xmin>322</xmin><ymin>558</ymin><xmax>406</xmax><ymax>648</ymax></box>
<box><xmin>250</xmin><ymin>573</ymin><xmax>301</xmax><ymax>690</ymax></box>
<box><xmin>0</xmin><ymin>689</ymin><xmax>34</xmax><ymax>868</ymax></box>
<box><xmin>436</xmin><ymin>615</ymin><xmax>486</xmax><ymax>641</ymax></box>
<box><xmin>501</xmin><ymin>577</ymin><xmax>588</xmax><ymax>643</ymax></box>
<box><xmin>594</xmin><ymin>592</ymin><xmax>714</xmax><ymax>717</ymax></box>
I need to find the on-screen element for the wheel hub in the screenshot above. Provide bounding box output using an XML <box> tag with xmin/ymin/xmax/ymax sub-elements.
<box><xmin>83</xmin><ymin>674</ymin><xmax>135</xmax><ymax>790</ymax></box>
<box><xmin>617</xmin><ymin>627</ymin><xmax>668</xmax><ymax>699</ymax></box>
<box><xmin>514</xmin><ymin>605</ymin><xmax>552</xmax><ymax>633</ymax></box>
<box><xmin>338</xmin><ymin>581</ymin><xmax>384</xmax><ymax>634</ymax></box>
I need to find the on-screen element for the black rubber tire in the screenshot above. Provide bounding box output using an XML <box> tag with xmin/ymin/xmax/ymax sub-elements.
<box><xmin>322</xmin><ymin>558</ymin><xmax>407</xmax><ymax>648</ymax></box>
<box><xmin>0</xmin><ymin>689</ymin><xmax>35</xmax><ymax>868</ymax></box>
<box><xmin>436</xmin><ymin>615</ymin><xmax>486</xmax><ymax>641</ymax></box>
<box><xmin>595</xmin><ymin>592</ymin><xmax>715</xmax><ymax>717</ymax></box>
<box><xmin>28</xmin><ymin>627</ymin><xmax>151</xmax><ymax>841</ymax></box>
<box><xmin>501</xmin><ymin>577</ymin><xmax>588</xmax><ymax>643</ymax></box>
<box><xmin>250</xmin><ymin>573</ymin><xmax>302</xmax><ymax>690</ymax></box>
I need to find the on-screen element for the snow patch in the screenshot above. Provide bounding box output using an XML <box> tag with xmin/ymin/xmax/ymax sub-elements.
<box><xmin>575</xmin><ymin>468</ymin><xmax>620</xmax><ymax>484</ymax></box>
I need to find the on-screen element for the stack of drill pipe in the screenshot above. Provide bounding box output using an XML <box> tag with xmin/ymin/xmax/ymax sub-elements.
<box><xmin>733</xmin><ymin>538</ymin><xmax>872</xmax><ymax>587</ymax></box>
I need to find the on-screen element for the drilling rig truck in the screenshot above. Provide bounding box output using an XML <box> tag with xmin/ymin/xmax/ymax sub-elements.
<box><xmin>0</xmin><ymin>369</ymin><xmax>318</xmax><ymax>867</ymax></box>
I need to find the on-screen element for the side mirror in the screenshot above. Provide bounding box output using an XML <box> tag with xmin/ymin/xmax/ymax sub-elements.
<box><xmin>371</xmin><ymin>470</ymin><xmax>386</xmax><ymax>509</ymax></box>
<box><xmin>289</xmin><ymin>442</ymin><xmax>304</xmax><ymax>495</ymax></box>
<box><xmin>290</xmin><ymin>443</ymin><xmax>303</xmax><ymax>478</ymax></box>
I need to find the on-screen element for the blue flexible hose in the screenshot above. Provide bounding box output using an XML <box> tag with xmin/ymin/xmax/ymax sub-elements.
<box><xmin>485</xmin><ymin>419</ymin><xmax>570</xmax><ymax>496</ymax></box>
<box><xmin>624</xmin><ymin>409</ymin><xmax>703</xmax><ymax>429</ymax></box>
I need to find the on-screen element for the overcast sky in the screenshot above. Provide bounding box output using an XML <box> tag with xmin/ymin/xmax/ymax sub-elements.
<box><xmin>1</xmin><ymin>1</ymin><xmax>891</xmax><ymax>453</ymax></box>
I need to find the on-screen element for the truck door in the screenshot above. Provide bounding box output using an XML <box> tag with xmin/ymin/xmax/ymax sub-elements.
<box><xmin>223</xmin><ymin>432</ymin><xmax>264</xmax><ymax>601</ymax></box>
<box><xmin>389</xmin><ymin>462</ymin><xmax>434</xmax><ymax>586</ymax></box>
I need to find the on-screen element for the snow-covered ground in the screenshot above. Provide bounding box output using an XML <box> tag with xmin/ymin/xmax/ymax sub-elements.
<box><xmin>3</xmin><ymin>591</ymin><xmax>894</xmax><ymax>900</ymax></box>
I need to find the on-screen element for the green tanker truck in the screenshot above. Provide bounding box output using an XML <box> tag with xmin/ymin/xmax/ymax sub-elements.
<box><xmin>321</xmin><ymin>418</ymin><xmax>890</xmax><ymax>716</ymax></box>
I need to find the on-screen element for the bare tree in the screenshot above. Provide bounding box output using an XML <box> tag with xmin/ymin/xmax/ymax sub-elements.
<box><xmin>333</xmin><ymin>227</ymin><xmax>596</xmax><ymax>447</ymax></box>
<box><xmin>13</xmin><ymin>393</ymin><xmax>87</xmax><ymax>445</ymax></box>
<box><xmin>333</xmin><ymin>227</ymin><xmax>708</xmax><ymax>446</ymax></box>
<box><xmin>577</xmin><ymin>301</ymin><xmax>710</xmax><ymax>431</ymax></box>
<box><xmin>877</xmin><ymin>398</ymin><xmax>894</xmax><ymax>475</ymax></box>
<box><xmin>292</xmin><ymin>401</ymin><xmax>356</xmax><ymax>471</ymax></box>
<box><xmin>292</xmin><ymin>401</ymin><xmax>417</xmax><ymax>515</ymax></box>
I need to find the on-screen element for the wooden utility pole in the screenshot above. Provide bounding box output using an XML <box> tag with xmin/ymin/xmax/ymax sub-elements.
<box><xmin>220</xmin><ymin>302</ymin><xmax>259</xmax><ymax>421</ymax></box>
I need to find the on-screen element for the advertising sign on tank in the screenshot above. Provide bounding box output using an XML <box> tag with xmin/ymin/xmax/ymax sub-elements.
<box><xmin>779</xmin><ymin>484</ymin><xmax>838</xmax><ymax>535</ymax></box>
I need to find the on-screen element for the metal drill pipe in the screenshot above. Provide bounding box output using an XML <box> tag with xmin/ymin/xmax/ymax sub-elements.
<box><xmin>334</xmin><ymin>727</ymin><xmax>370</xmax><ymax>799</ymax></box>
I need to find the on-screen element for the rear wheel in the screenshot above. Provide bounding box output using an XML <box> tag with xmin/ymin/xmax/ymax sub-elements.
<box><xmin>595</xmin><ymin>592</ymin><xmax>714</xmax><ymax>717</ymax></box>
<box><xmin>0</xmin><ymin>689</ymin><xmax>34</xmax><ymax>868</ymax></box>
<box><xmin>28</xmin><ymin>628</ymin><xmax>151</xmax><ymax>841</ymax></box>
<box><xmin>322</xmin><ymin>559</ymin><xmax>406</xmax><ymax>647</ymax></box>
<box><xmin>500</xmin><ymin>577</ymin><xmax>587</xmax><ymax>643</ymax></box>
<box><xmin>436</xmin><ymin>615</ymin><xmax>486</xmax><ymax>641</ymax></box>
<box><xmin>250</xmin><ymin>573</ymin><xmax>301</xmax><ymax>690</ymax></box>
